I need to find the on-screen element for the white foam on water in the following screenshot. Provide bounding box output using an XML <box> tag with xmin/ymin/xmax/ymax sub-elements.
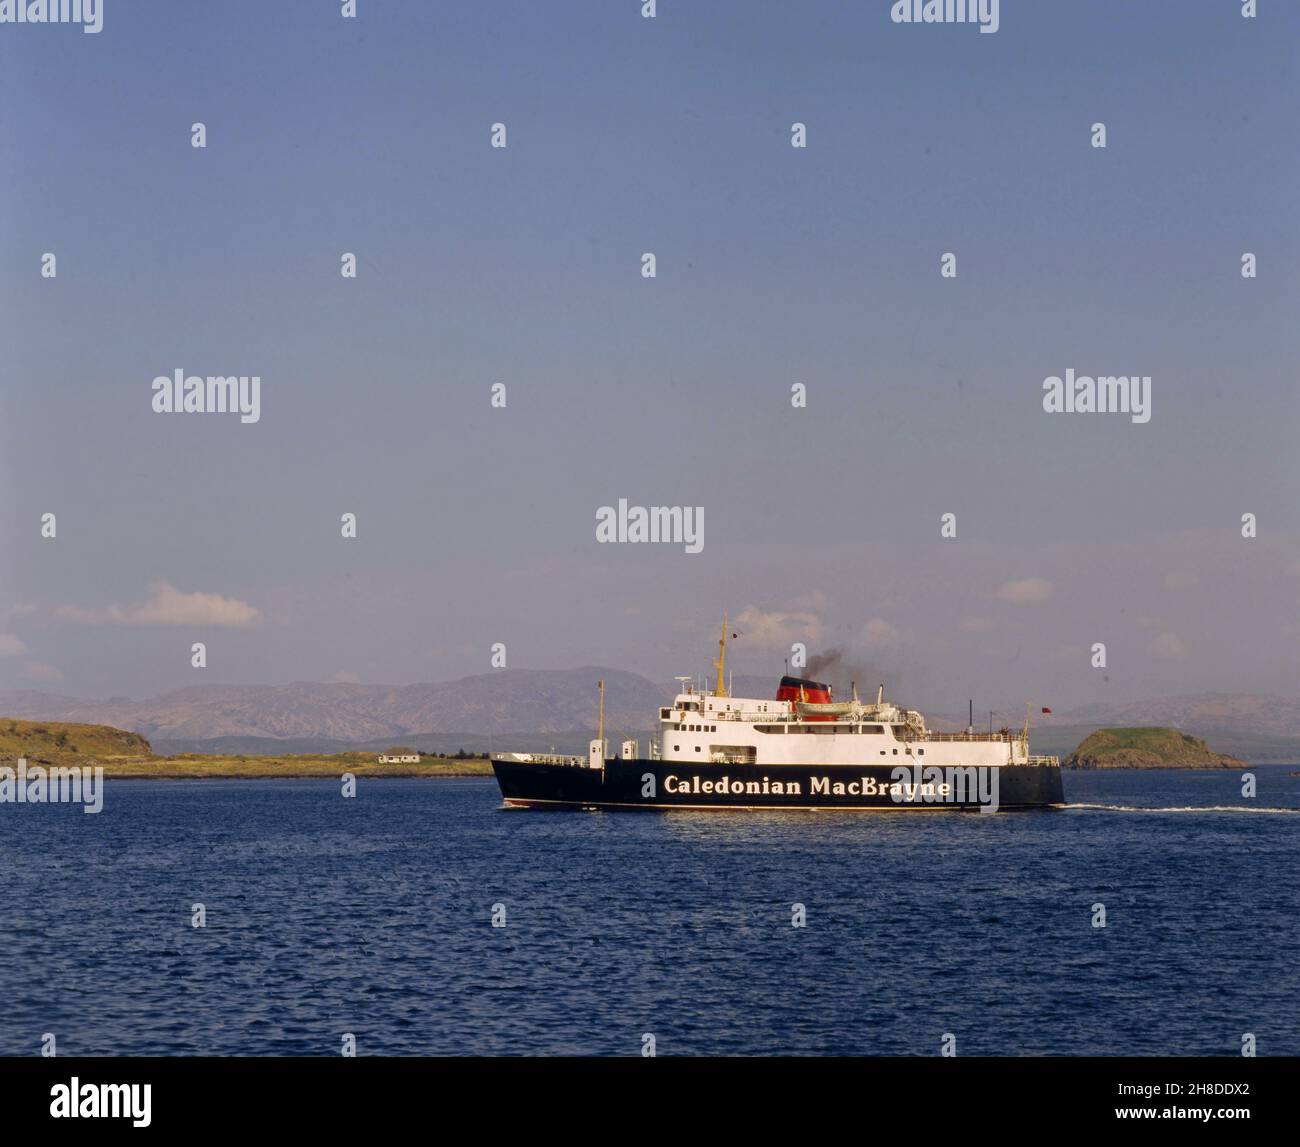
<box><xmin>1065</xmin><ymin>803</ymin><xmax>1300</xmax><ymax>815</ymax></box>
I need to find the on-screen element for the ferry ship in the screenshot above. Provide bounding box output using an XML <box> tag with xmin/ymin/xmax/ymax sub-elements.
<box><xmin>491</xmin><ymin>620</ymin><xmax>1065</xmax><ymax>812</ymax></box>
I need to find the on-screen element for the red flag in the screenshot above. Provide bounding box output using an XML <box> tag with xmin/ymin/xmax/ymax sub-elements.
<box><xmin>1041</xmin><ymin>707</ymin><xmax>1052</xmax><ymax>714</ymax></box>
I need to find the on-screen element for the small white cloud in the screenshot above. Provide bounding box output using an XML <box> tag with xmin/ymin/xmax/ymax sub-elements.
<box><xmin>9</xmin><ymin>604</ymin><xmax>39</xmax><ymax>617</ymax></box>
<box><xmin>862</xmin><ymin>618</ymin><xmax>901</xmax><ymax>647</ymax></box>
<box><xmin>54</xmin><ymin>581</ymin><xmax>260</xmax><ymax>629</ymax></box>
<box><xmin>1163</xmin><ymin>572</ymin><xmax>1199</xmax><ymax>590</ymax></box>
<box><xmin>0</xmin><ymin>633</ymin><xmax>27</xmax><ymax>657</ymax></box>
<box><xmin>959</xmin><ymin>617</ymin><xmax>994</xmax><ymax>634</ymax></box>
<box><xmin>733</xmin><ymin>605</ymin><xmax>824</xmax><ymax>648</ymax></box>
<box><xmin>791</xmin><ymin>590</ymin><xmax>829</xmax><ymax>611</ymax></box>
<box><xmin>22</xmin><ymin>662</ymin><xmax>63</xmax><ymax>682</ymax></box>
<box><xmin>996</xmin><ymin>578</ymin><xmax>1052</xmax><ymax>604</ymax></box>
<box><xmin>1148</xmin><ymin>632</ymin><xmax>1187</xmax><ymax>660</ymax></box>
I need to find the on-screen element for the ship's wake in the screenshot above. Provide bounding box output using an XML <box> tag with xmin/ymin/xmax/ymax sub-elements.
<box><xmin>1065</xmin><ymin>803</ymin><xmax>1300</xmax><ymax>815</ymax></box>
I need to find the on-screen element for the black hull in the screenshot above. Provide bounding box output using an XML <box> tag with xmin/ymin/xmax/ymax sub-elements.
<box><xmin>492</xmin><ymin>758</ymin><xmax>1064</xmax><ymax>812</ymax></box>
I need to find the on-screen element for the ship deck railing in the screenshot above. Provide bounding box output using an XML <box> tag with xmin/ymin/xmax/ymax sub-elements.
<box><xmin>494</xmin><ymin>752</ymin><xmax>587</xmax><ymax>767</ymax></box>
<box><xmin>910</xmin><ymin>731</ymin><xmax>1015</xmax><ymax>743</ymax></box>
<box><xmin>703</xmin><ymin>711</ymin><xmax>1020</xmax><ymax>739</ymax></box>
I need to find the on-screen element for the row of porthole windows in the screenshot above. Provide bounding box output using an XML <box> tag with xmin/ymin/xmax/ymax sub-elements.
<box><xmin>676</xmin><ymin>723</ymin><xmax>716</xmax><ymax>732</ymax></box>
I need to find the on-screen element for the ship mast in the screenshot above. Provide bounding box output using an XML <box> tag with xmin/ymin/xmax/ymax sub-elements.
<box><xmin>597</xmin><ymin>679</ymin><xmax>605</xmax><ymax>745</ymax></box>
<box><xmin>713</xmin><ymin>612</ymin><xmax>728</xmax><ymax>697</ymax></box>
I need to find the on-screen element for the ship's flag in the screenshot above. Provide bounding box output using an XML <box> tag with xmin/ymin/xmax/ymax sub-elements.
<box><xmin>1041</xmin><ymin>707</ymin><xmax>1052</xmax><ymax>714</ymax></box>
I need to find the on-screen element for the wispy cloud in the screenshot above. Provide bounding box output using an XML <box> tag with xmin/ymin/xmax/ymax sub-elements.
<box><xmin>54</xmin><ymin>582</ymin><xmax>261</xmax><ymax>629</ymax></box>
<box><xmin>733</xmin><ymin>604</ymin><xmax>824</xmax><ymax>648</ymax></box>
<box><xmin>862</xmin><ymin>618</ymin><xmax>902</xmax><ymax>647</ymax></box>
<box><xmin>996</xmin><ymin>578</ymin><xmax>1052</xmax><ymax>604</ymax></box>
<box><xmin>1148</xmin><ymin>632</ymin><xmax>1187</xmax><ymax>660</ymax></box>
<box><xmin>0</xmin><ymin>633</ymin><xmax>27</xmax><ymax>657</ymax></box>
<box><xmin>22</xmin><ymin>662</ymin><xmax>63</xmax><ymax>683</ymax></box>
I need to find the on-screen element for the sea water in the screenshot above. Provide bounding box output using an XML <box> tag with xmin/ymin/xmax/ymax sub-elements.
<box><xmin>1</xmin><ymin>770</ymin><xmax>1295</xmax><ymax>1056</ymax></box>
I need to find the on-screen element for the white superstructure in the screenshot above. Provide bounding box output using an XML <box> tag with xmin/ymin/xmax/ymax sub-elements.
<box><xmin>656</xmin><ymin>681</ymin><xmax>1053</xmax><ymax>770</ymax></box>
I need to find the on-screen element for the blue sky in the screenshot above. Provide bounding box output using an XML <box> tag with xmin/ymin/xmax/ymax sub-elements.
<box><xmin>2</xmin><ymin>1</ymin><xmax>1298</xmax><ymax>710</ymax></box>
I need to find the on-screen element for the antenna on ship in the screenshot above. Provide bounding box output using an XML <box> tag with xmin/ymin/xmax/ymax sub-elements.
<box><xmin>713</xmin><ymin>611</ymin><xmax>729</xmax><ymax>697</ymax></box>
<box><xmin>584</xmin><ymin>679</ymin><xmax>610</xmax><ymax>771</ymax></box>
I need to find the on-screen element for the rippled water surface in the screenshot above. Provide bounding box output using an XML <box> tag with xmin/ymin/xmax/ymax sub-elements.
<box><xmin>2</xmin><ymin>770</ymin><xmax>1297</xmax><ymax>1056</ymax></box>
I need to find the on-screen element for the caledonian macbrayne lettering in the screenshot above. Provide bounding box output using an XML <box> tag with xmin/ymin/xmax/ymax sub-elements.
<box><xmin>663</xmin><ymin>774</ymin><xmax>952</xmax><ymax>800</ymax></box>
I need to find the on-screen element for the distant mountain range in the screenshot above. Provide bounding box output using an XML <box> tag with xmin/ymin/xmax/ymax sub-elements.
<box><xmin>0</xmin><ymin>669</ymin><xmax>670</xmax><ymax>744</ymax></box>
<box><xmin>3</xmin><ymin>674</ymin><xmax>1299</xmax><ymax>762</ymax></box>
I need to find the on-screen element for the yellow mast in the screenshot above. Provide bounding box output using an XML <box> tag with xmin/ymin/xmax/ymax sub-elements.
<box><xmin>713</xmin><ymin>612</ymin><xmax>729</xmax><ymax>697</ymax></box>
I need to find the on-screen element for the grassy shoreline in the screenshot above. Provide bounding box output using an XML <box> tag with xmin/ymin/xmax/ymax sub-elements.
<box><xmin>26</xmin><ymin>754</ymin><xmax>495</xmax><ymax>780</ymax></box>
<box><xmin>1</xmin><ymin>719</ymin><xmax>496</xmax><ymax>777</ymax></box>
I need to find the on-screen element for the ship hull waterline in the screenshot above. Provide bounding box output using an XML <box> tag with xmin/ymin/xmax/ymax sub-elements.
<box><xmin>492</xmin><ymin>758</ymin><xmax>1065</xmax><ymax>812</ymax></box>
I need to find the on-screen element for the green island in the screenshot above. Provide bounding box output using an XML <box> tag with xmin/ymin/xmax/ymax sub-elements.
<box><xmin>0</xmin><ymin>719</ymin><xmax>493</xmax><ymax>778</ymax></box>
<box><xmin>1065</xmin><ymin>727</ymin><xmax>1246</xmax><ymax>770</ymax></box>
